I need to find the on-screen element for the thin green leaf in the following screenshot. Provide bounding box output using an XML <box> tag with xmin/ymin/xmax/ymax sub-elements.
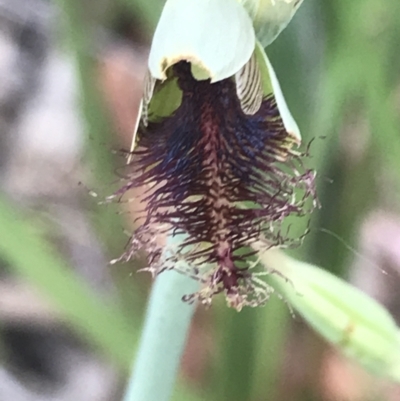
<box><xmin>0</xmin><ymin>196</ymin><xmax>136</xmax><ymax>371</ymax></box>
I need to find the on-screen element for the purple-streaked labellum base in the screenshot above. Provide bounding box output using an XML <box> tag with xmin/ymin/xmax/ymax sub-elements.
<box><xmin>115</xmin><ymin>61</ymin><xmax>316</xmax><ymax>310</ymax></box>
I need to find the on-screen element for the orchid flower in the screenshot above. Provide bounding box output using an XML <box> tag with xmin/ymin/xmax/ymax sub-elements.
<box><xmin>119</xmin><ymin>3</ymin><xmax>400</xmax><ymax>401</ymax></box>
<box><xmin>113</xmin><ymin>0</ymin><xmax>316</xmax><ymax>310</ymax></box>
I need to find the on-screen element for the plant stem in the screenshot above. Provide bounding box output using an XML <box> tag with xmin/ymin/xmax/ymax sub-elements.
<box><xmin>123</xmin><ymin>268</ymin><xmax>199</xmax><ymax>401</ymax></box>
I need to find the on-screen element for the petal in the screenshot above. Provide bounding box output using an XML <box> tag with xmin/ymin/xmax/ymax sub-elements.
<box><xmin>239</xmin><ymin>0</ymin><xmax>304</xmax><ymax>46</ymax></box>
<box><xmin>128</xmin><ymin>73</ymin><xmax>182</xmax><ymax>160</ymax></box>
<box><xmin>235</xmin><ymin>51</ymin><xmax>263</xmax><ymax>115</ymax></box>
<box><xmin>254</xmin><ymin>41</ymin><xmax>301</xmax><ymax>142</ymax></box>
<box><xmin>142</xmin><ymin>71</ymin><xmax>157</xmax><ymax>126</ymax></box>
<box><xmin>148</xmin><ymin>0</ymin><xmax>255</xmax><ymax>83</ymax></box>
<box><xmin>259</xmin><ymin>249</ymin><xmax>400</xmax><ymax>381</ymax></box>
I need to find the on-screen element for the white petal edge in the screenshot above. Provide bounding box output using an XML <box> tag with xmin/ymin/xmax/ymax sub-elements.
<box><xmin>148</xmin><ymin>0</ymin><xmax>256</xmax><ymax>83</ymax></box>
<box><xmin>256</xmin><ymin>41</ymin><xmax>301</xmax><ymax>141</ymax></box>
<box><xmin>142</xmin><ymin>71</ymin><xmax>157</xmax><ymax>126</ymax></box>
<box><xmin>127</xmin><ymin>71</ymin><xmax>156</xmax><ymax>163</ymax></box>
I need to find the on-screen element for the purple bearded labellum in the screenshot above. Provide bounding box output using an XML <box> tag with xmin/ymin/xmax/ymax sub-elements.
<box><xmin>111</xmin><ymin>0</ymin><xmax>317</xmax><ymax>310</ymax></box>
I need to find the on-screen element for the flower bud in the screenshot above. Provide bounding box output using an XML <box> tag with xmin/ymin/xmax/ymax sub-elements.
<box><xmin>260</xmin><ymin>249</ymin><xmax>400</xmax><ymax>381</ymax></box>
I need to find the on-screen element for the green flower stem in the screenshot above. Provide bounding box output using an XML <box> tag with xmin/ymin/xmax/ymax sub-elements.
<box><xmin>123</xmin><ymin>267</ymin><xmax>199</xmax><ymax>401</ymax></box>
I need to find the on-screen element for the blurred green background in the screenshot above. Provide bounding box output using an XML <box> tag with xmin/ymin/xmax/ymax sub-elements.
<box><xmin>0</xmin><ymin>0</ymin><xmax>399</xmax><ymax>400</ymax></box>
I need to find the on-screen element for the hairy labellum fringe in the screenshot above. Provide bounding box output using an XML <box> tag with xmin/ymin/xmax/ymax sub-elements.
<box><xmin>114</xmin><ymin>61</ymin><xmax>316</xmax><ymax>310</ymax></box>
